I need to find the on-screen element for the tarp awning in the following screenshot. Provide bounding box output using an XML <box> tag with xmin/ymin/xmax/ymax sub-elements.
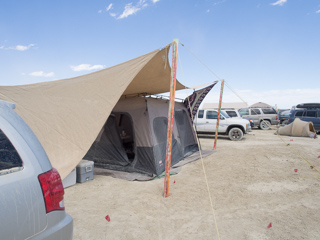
<box><xmin>0</xmin><ymin>44</ymin><xmax>187</xmax><ymax>178</ymax></box>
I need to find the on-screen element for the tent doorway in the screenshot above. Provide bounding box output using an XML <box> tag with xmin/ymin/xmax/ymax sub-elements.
<box><xmin>114</xmin><ymin>113</ymin><xmax>135</xmax><ymax>162</ymax></box>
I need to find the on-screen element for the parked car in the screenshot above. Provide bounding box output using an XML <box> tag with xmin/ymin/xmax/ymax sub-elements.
<box><xmin>194</xmin><ymin>109</ymin><xmax>251</xmax><ymax>141</ymax></box>
<box><xmin>0</xmin><ymin>100</ymin><xmax>73</xmax><ymax>240</ymax></box>
<box><xmin>220</xmin><ymin>109</ymin><xmax>255</xmax><ymax>128</ymax></box>
<box><xmin>279</xmin><ymin>110</ymin><xmax>291</xmax><ymax>125</ymax></box>
<box><xmin>288</xmin><ymin>103</ymin><xmax>320</xmax><ymax>133</ymax></box>
<box><xmin>238</xmin><ymin>107</ymin><xmax>280</xmax><ymax>130</ymax></box>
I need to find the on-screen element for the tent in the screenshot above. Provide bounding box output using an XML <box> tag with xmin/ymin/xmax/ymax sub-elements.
<box><xmin>84</xmin><ymin>97</ymin><xmax>199</xmax><ymax>176</ymax></box>
<box><xmin>0</xmin><ymin>43</ymin><xmax>211</xmax><ymax>179</ymax></box>
<box><xmin>275</xmin><ymin>118</ymin><xmax>317</xmax><ymax>138</ymax></box>
<box><xmin>250</xmin><ymin>102</ymin><xmax>272</xmax><ymax>108</ymax></box>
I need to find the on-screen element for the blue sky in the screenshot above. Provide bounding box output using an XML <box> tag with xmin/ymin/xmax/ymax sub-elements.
<box><xmin>0</xmin><ymin>0</ymin><xmax>319</xmax><ymax>108</ymax></box>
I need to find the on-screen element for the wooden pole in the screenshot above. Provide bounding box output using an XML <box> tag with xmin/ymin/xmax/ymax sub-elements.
<box><xmin>213</xmin><ymin>79</ymin><xmax>224</xmax><ymax>150</ymax></box>
<box><xmin>163</xmin><ymin>39</ymin><xmax>179</xmax><ymax>198</ymax></box>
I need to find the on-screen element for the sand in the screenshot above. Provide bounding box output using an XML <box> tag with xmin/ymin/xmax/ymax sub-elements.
<box><xmin>64</xmin><ymin>128</ymin><xmax>320</xmax><ymax>240</ymax></box>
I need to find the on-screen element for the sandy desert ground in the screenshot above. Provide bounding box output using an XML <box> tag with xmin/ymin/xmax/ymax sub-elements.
<box><xmin>64</xmin><ymin>127</ymin><xmax>320</xmax><ymax>240</ymax></box>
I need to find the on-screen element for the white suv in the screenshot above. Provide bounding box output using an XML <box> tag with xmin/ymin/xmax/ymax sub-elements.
<box><xmin>0</xmin><ymin>100</ymin><xmax>73</xmax><ymax>240</ymax></box>
<box><xmin>195</xmin><ymin>109</ymin><xmax>251</xmax><ymax>141</ymax></box>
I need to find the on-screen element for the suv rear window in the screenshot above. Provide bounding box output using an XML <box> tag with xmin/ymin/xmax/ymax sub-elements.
<box><xmin>304</xmin><ymin>111</ymin><xmax>317</xmax><ymax>117</ymax></box>
<box><xmin>0</xmin><ymin>129</ymin><xmax>23</xmax><ymax>171</ymax></box>
<box><xmin>251</xmin><ymin>109</ymin><xmax>261</xmax><ymax>115</ymax></box>
<box><xmin>262</xmin><ymin>108</ymin><xmax>277</xmax><ymax>114</ymax></box>
<box><xmin>295</xmin><ymin>111</ymin><xmax>304</xmax><ymax>117</ymax></box>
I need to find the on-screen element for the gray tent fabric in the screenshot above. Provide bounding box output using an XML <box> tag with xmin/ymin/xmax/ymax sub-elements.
<box><xmin>275</xmin><ymin>118</ymin><xmax>317</xmax><ymax>138</ymax></box>
<box><xmin>83</xmin><ymin>97</ymin><xmax>199</xmax><ymax>176</ymax></box>
<box><xmin>0</xmin><ymin>44</ymin><xmax>190</xmax><ymax>179</ymax></box>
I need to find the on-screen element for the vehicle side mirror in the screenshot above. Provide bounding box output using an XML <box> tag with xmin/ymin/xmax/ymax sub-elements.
<box><xmin>220</xmin><ymin>115</ymin><xmax>225</xmax><ymax>120</ymax></box>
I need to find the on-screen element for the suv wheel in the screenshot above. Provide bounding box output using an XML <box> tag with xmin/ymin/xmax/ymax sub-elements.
<box><xmin>260</xmin><ymin>120</ymin><xmax>271</xmax><ymax>130</ymax></box>
<box><xmin>282</xmin><ymin>120</ymin><xmax>288</xmax><ymax>125</ymax></box>
<box><xmin>228</xmin><ymin>127</ymin><xmax>243</xmax><ymax>141</ymax></box>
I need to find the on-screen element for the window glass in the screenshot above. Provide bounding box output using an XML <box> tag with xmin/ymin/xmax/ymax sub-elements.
<box><xmin>251</xmin><ymin>109</ymin><xmax>261</xmax><ymax>115</ymax></box>
<box><xmin>0</xmin><ymin>129</ymin><xmax>23</xmax><ymax>171</ymax></box>
<box><xmin>226</xmin><ymin>111</ymin><xmax>237</xmax><ymax>117</ymax></box>
<box><xmin>305</xmin><ymin>111</ymin><xmax>316</xmax><ymax>117</ymax></box>
<box><xmin>206</xmin><ymin>111</ymin><xmax>218</xmax><ymax>119</ymax></box>
<box><xmin>220</xmin><ymin>111</ymin><xmax>229</xmax><ymax>118</ymax></box>
<box><xmin>262</xmin><ymin>108</ymin><xmax>277</xmax><ymax>114</ymax></box>
<box><xmin>318</xmin><ymin>111</ymin><xmax>320</xmax><ymax>118</ymax></box>
<box><xmin>295</xmin><ymin>111</ymin><xmax>303</xmax><ymax>117</ymax></box>
<box><xmin>198</xmin><ymin>110</ymin><xmax>204</xmax><ymax>118</ymax></box>
<box><xmin>239</xmin><ymin>109</ymin><xmax>249</xmax><ymax>116</ymax></box>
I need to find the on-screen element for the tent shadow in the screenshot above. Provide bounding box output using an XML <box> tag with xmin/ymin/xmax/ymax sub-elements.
<box><xmin>197</xmin><ymin>134</ymin><xmax>231</xmax><ymax>141</ymax></box>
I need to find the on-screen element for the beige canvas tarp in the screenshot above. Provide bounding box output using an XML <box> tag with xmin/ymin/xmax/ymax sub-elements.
<box><xmin>0</xmin><ymin>44</ymin><xmax>187</xmax><ymax>179</ymax></box>
<box><xmin>275</xmin><ymin>118</ymin><xmax>317</xmax><ymax>138</ymax></box>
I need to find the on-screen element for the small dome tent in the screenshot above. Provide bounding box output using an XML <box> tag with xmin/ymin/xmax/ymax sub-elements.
<box><xmin>275</xmin><ymin>118</ymin><xmax>317</xmax><ymax>138</ymax></box>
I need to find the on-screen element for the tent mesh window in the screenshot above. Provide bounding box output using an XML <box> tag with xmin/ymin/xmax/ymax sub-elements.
<box><xmin>152</xmin><ymin>117</ymin><xmax>182</xmax><ymax>175</ymax></box>
<box><xmin>115</xmin><ymin>113</ymin><xmax>135</xmax><ymax>161</ymax></box>
<box><xmin>175</xmin><ymin>110</ymin><xmax>198</xmax><ymax>157</ymax></box>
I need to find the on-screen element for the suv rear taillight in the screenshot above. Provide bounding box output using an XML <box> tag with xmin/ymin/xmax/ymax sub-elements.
<box><xmin>38</xmin><ymin>168</ymin><xmax>65</xmax><ymax>213</ymax></box>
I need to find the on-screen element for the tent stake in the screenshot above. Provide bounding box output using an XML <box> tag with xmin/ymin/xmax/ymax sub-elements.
<box><xmin>163</xmin><ymin>39</ymin><xmax>179</xmax><ymax>198</ymax></box>
<box><xmin>213</xmin><ymin>79</ymin><xmax>224</xmax><ymax>150</ymax></box>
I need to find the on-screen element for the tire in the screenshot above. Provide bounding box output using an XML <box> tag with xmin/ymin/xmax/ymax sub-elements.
<box><xmin>282</xmin><ymin>120</ymin><xmax>288</xmax><ymax>125</ymax></box>
<box><xmin>228</xmin><ymin>127</ymin><xmax>244</xmax><ymax>141</ymax></box>
<box><xmin>260</xmin><ymin>120</ymin><xmax>271</xmax><ymax>130</ymax></box>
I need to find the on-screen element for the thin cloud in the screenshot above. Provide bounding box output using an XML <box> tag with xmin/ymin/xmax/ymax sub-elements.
<box><xmin>29</xmin><ymin>71</ymin><xmax>54</xmax><ymax>77</ymax></box>
<box><xmin>271</xmin><ymin>0</ymin><xmax>287</xmax><ymax>6</ymax></box>
<box><xmin>107</xmin><ymin>0</ymin><xmax>160</xmax><ymax>19</ymax></box>
<box><xmin>98</xmin><ymin>9</ymin><xmax>102</xmax><ymax>13</ymax></box>
<box><xmin>106</xmin><ymin>3</ymin><xmax>113</xmax><ymax>11</ymax></box>
<box><xmin>213</xmin><ymin>0</ymin><xmax>226</xmax><ymax>6</ymax></box>
<box><xmin>118</xmin><ymin>1</ymin><xmax>148</xmax><ymax>19</ymax></box>
<box><xmin>70</xmin><ymin>64</ymin><xmax>105</xmax><ymax>72</ymax></box>
<box><xmin>316</xmin><ymin>9</ymin><xmax>320</xmax><ymax>14</ymax></box>
<box><xmin>1</xmin><ymin>44</ymin><xmax>36</xmax><ymax>51</ymax></box>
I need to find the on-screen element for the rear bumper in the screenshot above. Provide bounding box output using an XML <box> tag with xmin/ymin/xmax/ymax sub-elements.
<box><xmin>271</xmin><ymin>120</ymin><xmax>280</xmax><ymax>125</ymax></box>
<box><xmin>31</xmin><ymin>212</ymin><xmax>73</xmax><ymax>240</ymax></box>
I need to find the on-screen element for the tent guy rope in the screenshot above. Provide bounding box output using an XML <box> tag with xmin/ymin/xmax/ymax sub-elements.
<box><xmin>178</xmin><ymin>44</ymin><xmax>221</xmax><ymax>240</ymax></box>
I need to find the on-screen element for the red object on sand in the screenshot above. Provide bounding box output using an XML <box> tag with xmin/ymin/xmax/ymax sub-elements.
<box><xmin>290</xmin><ymin>139</ymin><xmax>293</xmax><ymax>141</ymax></box>
<box><xmin>267</xmin><ymin>222</ymin><xmax>272</xmax><ymax>228</ymax></box>
<box><xmin>317</xmin><ymin>156</ymin><xmax>320</xmax><ymax>158</ymax></box>
<box><xmin>105</xmin><ymin>215</ymin><xmax>110</xmax><ymax>222</ymax></box>
<box><xmin>294</xmin><ymin>169</ymin><xmax>298</xmax><ymax>172</ymax></box>
<box><xmin>174</xmin><ymin>180</ymin><xmax>176</xmax><ymax>184</ymax></box>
